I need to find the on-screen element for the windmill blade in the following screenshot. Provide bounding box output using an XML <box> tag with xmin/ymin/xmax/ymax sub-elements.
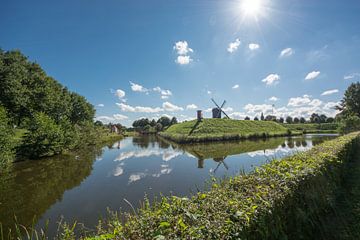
<box><xmin>211</xmin><ymin>98</ymin><xmax>221</xmax><ymax>109</ymax></box>
<box><xmin>221</xmin><ymin>109</ymin><xmax>230</xmax><ymax>119</ymax></box>
<box><xmin>220</xmin><ymin>100</ymin><xmax>226</xmax><ymax>108</ymax></box>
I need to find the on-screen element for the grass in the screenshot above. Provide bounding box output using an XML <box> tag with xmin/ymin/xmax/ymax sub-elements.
<box><xmin>159</xmin><ymin>119</ymin><xmax>291</xmax><ymax>143</ymax></box>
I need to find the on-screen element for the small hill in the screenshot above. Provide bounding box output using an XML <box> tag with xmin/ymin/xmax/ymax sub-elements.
<box><xmin>159</xmin><ymin>119</ymin><xmax>290</xmax><ymax>143</ymax></box>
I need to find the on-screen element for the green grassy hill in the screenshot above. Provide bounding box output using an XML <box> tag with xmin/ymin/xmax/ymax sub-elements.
<box><xmin>159</xmin><ymin>119</ymin><xmax>290</xmax><ymax>143</ymax></box>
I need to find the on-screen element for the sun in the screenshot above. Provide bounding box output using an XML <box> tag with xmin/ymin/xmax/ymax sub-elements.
<box><xmin>241</xmin><ymin>0</ymin><xmax>263</xmax><ymax>17</ymax></box>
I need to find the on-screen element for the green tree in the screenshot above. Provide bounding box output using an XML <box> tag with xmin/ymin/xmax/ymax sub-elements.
<box><xmin>338</xmin><ymin>115</ymin><xmax>360</xmax><ymax>133</ymax></box>
<box><xmin>293</xmin><ymin>117</ymin><xmax>300</xmax><ymax>123</ymax></box>
<box><xmin>157</xmin><ymin>116</ymin><xmax>171</xmax><ymax>127</ymax></box>
<box><xmin>170</xmin><ymin>117</ymin><xmax>178</xmax><ymax>125</ymax></box>
<box><xmin>300</xmin><ymin>117</ymin><xmax>306</xmax><ymax>123</ymax></box>
<box><xmin>155</xmin><ymin>123</ymin><xmax>163</xmax><ymax>132</ymax></box>
<box><xmin>20</xmin><ymin>113</ymin><xmax>65</xmax><ymax>158</ymax></box>
<box><xmin>0</xmin><ymin>106</ymin><xmax>15</xmax><ymax>166</ymax></box>
<box><xmin>337</xmin><ymin>82</ymin><xmax>360</xmax><ymax>117</ymax></box>
<box><xmin>286</xmin><ymin>116</ymin><xmax>293</xmax><ymax>124</ymax></box>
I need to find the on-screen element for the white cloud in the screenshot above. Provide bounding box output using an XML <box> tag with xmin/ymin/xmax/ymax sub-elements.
<box><xmin>321</xmin><ymin>89</ymin><xmax>339</xmax><ymax>96</ymax></box>
<box><xmin>309</xmin><ymin>99</ymin><xmax>322</xmax><ymax>107</ymax></box>
<box><xmin>249</xmin><ymin>43</ymin><xmax>260</xmax><ymax>50</ymax></box>
<box><xmin>207</xmin><ymin>90</ymin><xmax>212</xmax><ymax>95</ymax></box>
<box><xmin>279</xmin><ymin>48</ymin><xmax>294</xmax><ymax>58</ymax></box>
<box><xmin>175</xmin><ymin>55</ymin><xmax>193</xmax><ymax>65</ymax></box>
<box><xmin>288</xmin><ymin>95</ymin><xmax>311</xmax><ymax>107</ymax></box>
<box><xmin>173</xmin><ymin>41</ymin><xmax>193</xmax><ymax>55</ymax></box>
<box><xmin>227</xmin><ymin>38</ymin><xmax>241</xmax><ymax>53</ymax></box>
<box><xmin>153</xmin><ymin>87</ymin><xmax>172</xmax><ymax>99</ymax></box>
<box><xmin>162</xmin><ymin>102</ymin><xmax>184</xmax><ymax>112</ymax></box>
<box><xmin>324</xmin><ymin>101</ymin><xmax>340</xmax><ymax>110</ymax></box>
<box><xmin>115</xmin><ymin>89</ymin><xmax>125</xmax><ymax>99</ymax></box>
<box><xmin>269</xmin><ymin>96</ymin><xmax>278</xmax><ymax>102</ymax></box>
<box><xmin>222</xmin><ymin>107</ymin><xmax>234</xmax><ymax>112</ymax></box>
<box><xmin>229</xmin><ymin>112</ymin><xmax>247</xmax><ymax>119</ymax></box>
<box><xmin>262</xmin><ymin>74</ymin><xmax>280</xmax><ymax>86</ymax></box>
<box><xmin>116</xmin><ymin>103</ymin><xmax>163</xmax><ymax>113</ymax></box>
<box><xmin>232</xmin><ymin>84</ymin><xmax>239</xmax><ymax>89</ymax></box>
<box><xmin>130</xmin><ymin>81</ymin><xmax>148</xmax><ymax>92</ymax></box>
<box><xmin>113</xmin><ymin>114</ymin><xmax>128</xmax><ymax>120</ymax></box>
<box><xmin>97</xmin><ymin>104</ymin><xmax>105</xmax><ymax>107</ymax></box>
<box><xmin>244</xmin><ymin>104</ymin><xmax>273</xmax><ymax>114</ymax></box>
<box><xmin>186</xmin><ymin>104</ymin><xmax>198</xmax><ymax>110</ymax></box>
<box><xmin>344</xmin><ymin>73</ymin><xmax>360</xmax><ymax>80</ymax></box>
<box><xmin>305</xmin><ymin>71</ymin><xmax>320</xmax><ymax>80</ymax></box>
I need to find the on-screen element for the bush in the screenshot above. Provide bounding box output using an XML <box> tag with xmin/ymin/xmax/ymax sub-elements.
<box><xmin>19</xmin><ymin>113</ymin><xmax>65</xmax><ymax>158</ymax></box>
<box><xmin>339</xmin><ymin>115</ymin><xmax>360</xmax><ymax>133</ymax></box>
<box><xmin>0</xmin><ymin>106</ymin><xmax>15</xmax><ymax>167</ymax></box>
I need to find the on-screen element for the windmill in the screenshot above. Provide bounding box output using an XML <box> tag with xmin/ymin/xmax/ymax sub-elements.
<box><xmin>211</xmin><ymin>98</ymin><xmax>230</xmax><ymax>119</ymax></box>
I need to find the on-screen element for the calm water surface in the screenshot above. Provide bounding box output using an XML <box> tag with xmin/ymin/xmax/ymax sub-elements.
<box><xmin>0</xmin><ymin>134</ymin><xmax>338</xmax><ymax>235</ymax></box>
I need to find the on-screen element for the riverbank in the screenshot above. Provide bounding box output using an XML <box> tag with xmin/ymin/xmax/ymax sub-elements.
<box><xmin>282</xmin><ymin>123</ymin><xmax>339</xmax><ymax>134</ymax></box>
<box><xmin>80</xmin><ymin>132</ymin><xmax>359</xmax><ymax>239</ymax></box>
<box><xmin>159</xmin><ymin>119</ymin><xmax>295</xmax><ymax>143</ymax></box>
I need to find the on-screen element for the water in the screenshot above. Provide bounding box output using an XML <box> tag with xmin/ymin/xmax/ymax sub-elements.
<box><xmin>0</xmin><ymin>134</ymin><xmax>338</xmax><ymax>236</ymax></box>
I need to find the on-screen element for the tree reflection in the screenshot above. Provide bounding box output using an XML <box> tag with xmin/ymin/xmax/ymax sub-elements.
<box><xmin>0</xmin><ymin>144</ymin><xmax>104</xmax><ymax>236</ymax></box>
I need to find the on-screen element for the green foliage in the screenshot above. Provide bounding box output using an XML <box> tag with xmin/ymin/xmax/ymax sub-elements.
<box><xmin>339</xmin><ymin>115</ymin><xmax>360</xmax><ymax>134</ymax></box>
<box><xmin>0</xmin><ymin>105</ymin><xmax>15</xmax><ymax>167</ymax></box>
<box><xmin>80</xmin><ymin>133</ymin><xmax>360</xmax><ymax>240</ymax></box>
<box><xmin>160</xmin><ymin>119</ymin><xmax>290</xmax><ymax>143</ymax></box>
<box><xmin>19</xmin><ymin>113</ymin><xmax>65</xmax><ymax>158</ymax></box>
<box><xmin>337</xmin><ymin>82</ymin><xmax>360</xmax><ymax>117</ymax></box>
<box><xmin>283</xmin><ymin>122</ymin><xmax>339</xmax><ymax>133</ymax></box>
<box><xmin>0</xmin><ymin>49</ymin><xmax>95</xmax><ymax>126</ymax></box>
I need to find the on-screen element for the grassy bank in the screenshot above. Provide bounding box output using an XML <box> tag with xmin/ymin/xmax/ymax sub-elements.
<box><xmin>159</xmin><ymin>119</ymin><xmax>291</xmax><ymax>143</ymax></box>
<box><xmin>283</xmin><ymin>123</ymin><xmax>339</xmax><ymax>133</ymax></box>
<box><xmin>75</xmin><ymin>132</ymin><xmax>358</xmax><ymax>240</ymax></box>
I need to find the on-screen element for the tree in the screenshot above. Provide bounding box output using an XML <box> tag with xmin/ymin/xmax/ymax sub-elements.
<box><xmin>254</xmin><ymin>117</ymin><xmax>259</xmax><ymax>121</ymax></box>
<box><xmin>310</xmin><ymin>113</ymin><xmax>320</xmax><ymax>123</ymax></box>
<box><xmin>278</xmin><ymin>117</ymin><xmax>284</xmax><ymax>123</ymax></box>
<box><xmin>293</xmin><ymin>117</ymin><xmax>300</xmax><ymax>123</ymax></box>
<box><xmin>300</xmin><ymin>117</ymin><xmax>306</xmax><ymax>123</ymax></box>
<box><xmin>260</xmin><ymin>112</ymin><xmax>264</xmax><ymax>121</ymax></box>
<box><xmin>150</xmin><ymin>119</ymin><xmax>157</xmax><ymax>127</ymax></box>
<box><xmin>265</xmin><ymin>115</ymin><xmax>276</xmax><ymax>121</ymax></box>
<box><xmin>157</xmin><ymin>116</ymin><xmax>171</xmax><ymax>127</ymax></box>
<box><xmin>20</xmin><ymin>113</ymin><xmax>65</xmax><ymax>158</ymax></box>
<box><xmin>0</xmin><ymin>106</ymin><xmax>15</xmax><ymax>166</ymax></box>
<box><xmin>69</xmin><ymin>93</ymin><xmax>95</xmax><ymax>124</ymax></box>
<box><xmin>338</xmin><ymin>115</ymin><xmax>360</xmax><ymax>133</ymax></box>
<box><xmin>286</xmin><ymin>116</ymin><xmax>293</xmax><ymax>124</ymax></box>
<box><xmin>337</xmin><ymin>82</ymin><xmax>360</xmax><ymax>117</ymax></box>
<box><xmin>170</xmin><ymin>117</ymin><xmax>178</xmax><ymax>125</ymax></box>
<box><xmin>245</xmin><ymin>116</ymin><xmax>250</xmax><ymax>120</ymax></box>
<box><xmin>326</xmin><ymin>117</ymin><xmax>334</xmax><ymax>123</ymax></box>
<box><xmin>319</xmin><ymin>114</ymin><xmax>327</xmax><ymax>123</ymax></box>
<box><xmin>155</xmin><ymin>123</ymin><xmax>163</xmax><ymax>132</ymax></box>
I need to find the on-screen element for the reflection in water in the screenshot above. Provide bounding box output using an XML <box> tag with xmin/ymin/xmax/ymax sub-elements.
<box><xmin>0</xmin><ymin>146</ymin><xmax>104</xmax><ymax>236</ymax></box>
<box><xmin>0</xmin><ymin>134</ymin><xmax>338</xmax><ymax>237</ymax></box>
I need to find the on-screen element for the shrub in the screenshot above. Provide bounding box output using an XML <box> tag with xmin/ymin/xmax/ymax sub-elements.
<box><xmin>339</xmin><ymin>115</ymin><xmax>360</xmax><ymax>133</ymax></box>
<box><xmin>19</xmin><ymin>113</ymin><xmax>65</xmax><ymax>158</ymax></box>
<box><xmin>0</xmin><ymin>106</ymin><xmax>15</xmax><ymax>166</ymax></box>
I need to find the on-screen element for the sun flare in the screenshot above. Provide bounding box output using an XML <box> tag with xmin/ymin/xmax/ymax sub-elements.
<box><xmin>241</xmin><ymin>0</ymin><xmax>262</xmax><ymax>17</ymax></box>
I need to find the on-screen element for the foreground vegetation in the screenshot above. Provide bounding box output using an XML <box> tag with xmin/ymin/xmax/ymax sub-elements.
<box><xmin>159</xmin><ymin>118</ymin><xmax>292</xmax><ymax>143</ymax></box>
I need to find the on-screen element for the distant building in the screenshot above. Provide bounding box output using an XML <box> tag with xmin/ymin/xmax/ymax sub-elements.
<box><xmin>212</xmin><ymin>108</ymin><xmax>221</xmax><ymax>118</ymax></box>
<box><xmin>110</xmin><ymin>124</ymin><xmax>119</xmax><ymax>134</ymax></box>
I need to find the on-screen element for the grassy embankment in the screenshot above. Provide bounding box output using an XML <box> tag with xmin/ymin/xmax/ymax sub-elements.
<box><xmin>282</xmin><ymin>123</ymin><xmax>339</xmax><ymax>134</ymax></box>
<box><xmin>71</xmin><ymin>132</ymin><xmax>358</xmax><ymax>239</ymax></box>
<box><xmin>159</xmin><ymin>119</ymin><xmax>295</xmax><ymax>143</ymax></box>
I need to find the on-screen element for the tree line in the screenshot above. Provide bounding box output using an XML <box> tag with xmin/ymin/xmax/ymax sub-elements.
<box><xmin>0</xmin><ymin>49</ymin><xmax>109</xmax><ymax>166</ymax></box>
<box><xmin>132</xmin><ymin>116</ymin><xmax>178</xmax><ymax>133</ymax></box>
<box><xmin>245</xmin><ymin>113</ymin><xmax>335</xmax><ymax>124</ymax></box>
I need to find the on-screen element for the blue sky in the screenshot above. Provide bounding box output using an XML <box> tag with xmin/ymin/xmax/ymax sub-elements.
<box><xmin>1</xmin><ymin>0</ymin><xmax>360</xmax><ymax>126</ymax></box>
